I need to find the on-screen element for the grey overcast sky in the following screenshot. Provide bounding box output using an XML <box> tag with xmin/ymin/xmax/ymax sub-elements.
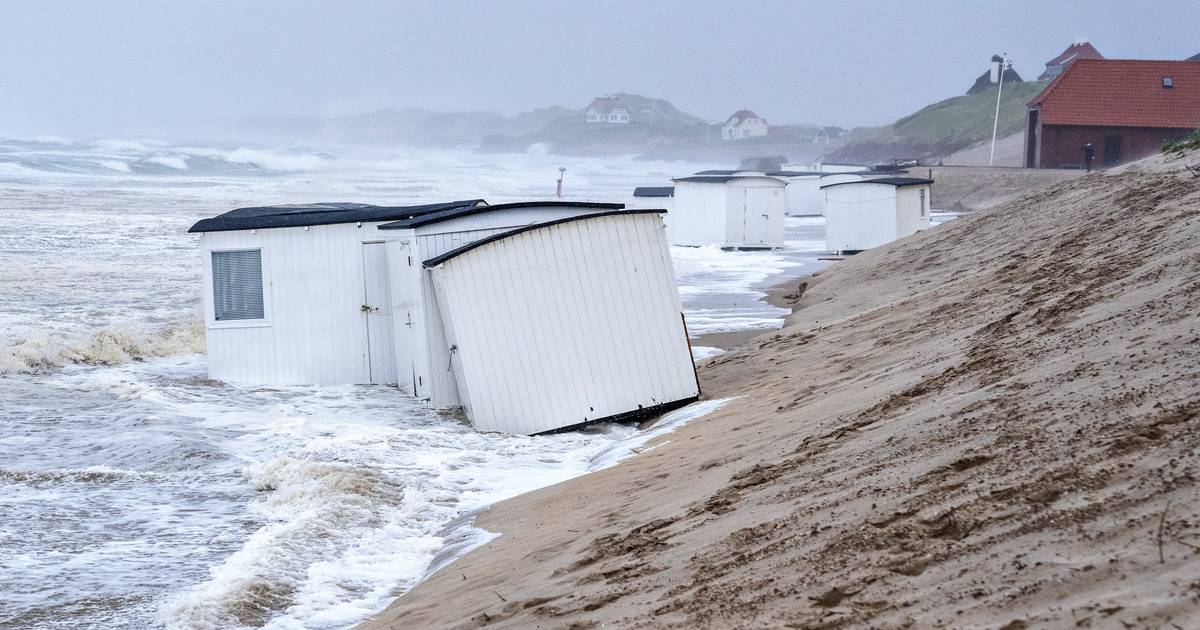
<box><xmin>1</xmin><ymin>0</ymin><xmax>1197</xmax><ymax>137</ymax></box>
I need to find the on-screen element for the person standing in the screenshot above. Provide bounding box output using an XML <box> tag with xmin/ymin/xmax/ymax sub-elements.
<box><xmin>1083</xmin><ymin>143</ymin><xmax>1095</xmax><ymax>172</ymax></box>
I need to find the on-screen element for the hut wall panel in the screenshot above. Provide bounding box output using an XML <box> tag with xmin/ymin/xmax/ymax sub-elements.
<box><xmin>895</xmin><ymin>185</ymin><xmax>932</xmax><ymax>241</ymax></box>
<box><xmin>429</xmin><ymin>212</ymin><xmax>697</xmax><ymax>435</ymax></box>
<box><xmin>780</xmin><ymin>175</ymin><xmax>824</xmax><ymax>216</ymax></box>
<box><xmin>201</xmin><ymin>222</ymin><xmax>385</xmax><ymax>385</ymax></box>
<box><xmin>669</xmin><ymin>181</ymin><xmax>728</xmax><ymax>246</ymax></box>
<box><xmin>824</xmin><ymin>183</ymin><xmax>900</xmax><ymax>253</ymax></box>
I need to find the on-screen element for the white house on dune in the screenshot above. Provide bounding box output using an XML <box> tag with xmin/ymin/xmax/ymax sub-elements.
<box><xmin>669</xmin><ymin>174</ymin><xmax>786</xmax><ymax>248</ymax></box>
<box><xmin>721</xmin><ymin>110</ymin><xmax>769</xmax><ymax>140</ymax></box>
<box><xmin>586</xmin><ymin>97</ymin><xmax>631</xmax><ymax>124</ymax></box>
<box><xmin>189</xmin><ymin>200</ymin><xmax>699</xmax><ymax>435</ymax></box>
<box><xmin>821</xmin><ymin>177</ymin><xmax>933</xmax><ymax>255</ymax></box>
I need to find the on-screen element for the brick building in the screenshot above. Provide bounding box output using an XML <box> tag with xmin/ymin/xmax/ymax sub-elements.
<box><xmin>1024</xmin><ymin>59</ymin><xmax>1200</xmax><ymax>169</ymax></box>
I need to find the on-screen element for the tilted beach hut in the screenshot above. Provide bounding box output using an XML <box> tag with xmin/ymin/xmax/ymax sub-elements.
<box><xmin>424</xmin><ymin>210</ymin><xmax>700</xmax><ymax>434</ymax></box>
<box><xmin>669</xmin><ymin>175</ymin><xmax>786</xmax><ymax>248</ymax></box>
<box><xmin>821</xmin><ymin>177</ymin><xmax>933</xmax><ymax>254</ymax></box>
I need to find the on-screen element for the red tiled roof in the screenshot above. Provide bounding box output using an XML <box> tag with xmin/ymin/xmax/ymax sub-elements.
<box><xmin>1030</xmin><ymin>59</ymin><xmax>1200</xmax><ymax>128</ymax></box>
<box><xmin>1045</xmin><ymin>41</ymin><xmax>1103</xmax><ymax>68</ymax></box>
<box><xmin>725</xmin><ymin>109</ymin><xmax>764</xmax><ymax>126</ymax></box>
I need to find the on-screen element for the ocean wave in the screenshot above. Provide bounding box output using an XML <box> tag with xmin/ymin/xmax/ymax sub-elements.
<box><xmin>163</xmin><ymin>457</ymin><xmax>411</xmax><ymax>629</ymax></box>
<box><xmin>0</xmin><ymin>465</ymin><xmax>157</xmax><ymax>485</ymax></box>
<box><xmin>0</xmin><ymin>319</ymin><xmax>205</xmax><ymax>375</ymax></box>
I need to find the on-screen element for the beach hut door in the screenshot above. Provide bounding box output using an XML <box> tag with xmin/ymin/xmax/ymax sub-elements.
<box><xmin>743</xmin><ymin>188</ymin><xmax>772</xmax><ymax>245</ymax></box>
<box><xmin>361</xmin><ymin>242</ymin><xmax>397</xmax><ymax>385</ymax></box>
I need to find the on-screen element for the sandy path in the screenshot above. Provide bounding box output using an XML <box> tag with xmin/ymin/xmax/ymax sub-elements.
<box><xmin>363</xmin><ymin>151</ymin><xmax>1200</xmax><ymax>629</ymax></box>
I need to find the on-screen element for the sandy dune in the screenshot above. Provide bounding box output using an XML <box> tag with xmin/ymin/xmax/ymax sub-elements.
<box><xmin>363</xmin><ymin>150</ymin><xmax>1200</xmax><ymax>629</ymax></box>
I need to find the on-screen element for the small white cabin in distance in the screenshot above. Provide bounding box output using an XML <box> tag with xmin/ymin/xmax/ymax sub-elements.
<box><xmin>628</xmin><ymin>186</ymin><xmax>674</xmax><ymax>214</ymax></box>
<box><xmin>765</xmin><ymin>170</ymin><xmax>825</xmax><ymax>216</ymax></box>
<box><xmin>669</xmin><ymin>173</ymin><xmax>786</xmax><ymax>249</ymax></box>
<box><xmin>782</xmin><ymin>161</ymin><xmax>869</xmax><ymax>174</ymax></box>
<box><xmin>821</xmin><ymin>177</ymin><xmax>933</xmax><ymax>255</ymax></box>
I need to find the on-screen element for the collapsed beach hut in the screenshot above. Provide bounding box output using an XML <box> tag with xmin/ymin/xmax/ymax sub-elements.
<box><xmin>424</xmin><ymin>210</ymin><xmax>700</xmax><ymax>434</ymax></box>
<box><xmin>821</xmin><ymin>177</ymin><xmax>933</xmax><ymax>255</ymax></box>
<box><xmin>629</xmin><ymin>186</ymin><xmax>674</xmax><ymax>214</ymax></box>
<box><xmin>190</xmin><ymin>200</ymin><xmax>698</xmax><ymax>435</ymax></box>
<box><xmin>669</xmin><ymin>175</ymin><xmax>786</xmax><ymax>248</ymax></box>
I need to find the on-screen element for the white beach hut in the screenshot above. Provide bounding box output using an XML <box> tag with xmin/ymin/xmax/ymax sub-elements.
<box><xmin>628</xmin><ymin>186</ymin><xmax>674</xmax><ymax>213</ymax></box>
<box><xmin>767</xmin><ymin>170</ymin><xmax>825</xmax><ymax>216</ymax></box>
<box><xmin>669</xmin><ymin>175</ymin><xmax>786</xmax><ymax>248</ymax></box>
<box><xmin>424</xmin><ymin>210</ymin><xmax>700</xmax><ymax>434</ymax></box>
<box><xmin>821</xmin><ymin>177</ymin><xmax>933</xmax><ymax>254</ymax></box>
<box><xmin>189</xmin><ymin>200</ymin><xmax>617</xmax><ymax>394</ymax></box>
<box><xmin>780</xmin><ymin>161</ymin><xmax>868</xmax><ymax>174</ymax></box>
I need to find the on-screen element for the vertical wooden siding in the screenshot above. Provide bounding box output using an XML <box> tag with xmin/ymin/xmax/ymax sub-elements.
<box><xmin>430</xmin><ymin>212</ymin><xmax>698</xmax><ymax>435</ymax></box>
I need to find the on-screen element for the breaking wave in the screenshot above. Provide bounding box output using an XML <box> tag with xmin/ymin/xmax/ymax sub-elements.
<box><xmin>0</xmin><ymin>318</ymin><xmax>205</xmax><ymax>375</ymax></box>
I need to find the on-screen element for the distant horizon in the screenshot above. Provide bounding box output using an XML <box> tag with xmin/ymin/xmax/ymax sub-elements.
<box><xmin>1</xmin><ymin>1</ymin><xmax>1198</xmax><ymax>138</ymax></box>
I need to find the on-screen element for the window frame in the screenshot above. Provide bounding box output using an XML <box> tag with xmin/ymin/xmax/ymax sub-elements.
<box><xmin>206</xmin><ymin>247</ymin><xmax>271</xmax><ymax>329</ymax></box>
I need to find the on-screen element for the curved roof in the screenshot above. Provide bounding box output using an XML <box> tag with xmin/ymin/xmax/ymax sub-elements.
<box><xmin>378</xmin><ymin>201</ymin><xmax>624</xmax><ymax>230</ymax></box>
<box><xmin>820</xmin><ymin>177</ymin><xmax>933</xmax><ymax>190</ymax></box>
<box><xmin>423</xmin><ymin>209</ymin><xmax>664</xmax><ymax>268</ymax></box>
<box><xmin>633</xmin><ymin>186</ymin><xmax>675</xmax><ymax>198</ymax></box>
<box><xmin>188</xmin><ymin>199</ymin><xmax>486</xmax><ymax>233</ymax></box>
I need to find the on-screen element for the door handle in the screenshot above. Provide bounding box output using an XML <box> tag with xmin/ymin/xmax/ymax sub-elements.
<box><xmin>361</xmin><ymin>304</ymin><xmax>380</xmax><ymax>313</ymax></box>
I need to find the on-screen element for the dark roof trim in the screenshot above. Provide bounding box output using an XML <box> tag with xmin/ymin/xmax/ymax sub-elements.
<box><xmin>820</xmin><ymin>177</ymin><xmax>934</xmax><ymax>190</ymax></box>
<box><xmin>188</xmin><ymin>199</ymin><xmax>486</xmax><ymax>233</ymax></box>
<box><xmin>633</xmin><ymin>186</ymin><xmax>675</xmax><ymax>197</ymax></box>
<box><xmin>378</xmin><ymin>200</ymin><xmax>624</xmax><ymax>230</ymax></box>
<box><xmin>423</xmin><ymin>209</ymin><xmax>664</xmax><ymax>268</ymax></box>
<box><xmin>673</xmin><ymin>175</ymin><xmax>784</xmax><ymax>184</ymax></box>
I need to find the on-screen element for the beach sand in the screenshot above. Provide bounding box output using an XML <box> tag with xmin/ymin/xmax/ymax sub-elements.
<box><xmin>363</xmin><ymin>150</ymin><xmax>1200</xmax><ymax>629</ymax></box>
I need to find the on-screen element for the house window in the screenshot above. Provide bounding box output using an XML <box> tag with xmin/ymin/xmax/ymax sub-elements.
<box><xmin>919</xmin><ymin>189</ymin><xmax>927</xmax><ymax>217</ymax></box>
<box><xmin>1163</xmin><ymin>76</ymin><xmax>1174</xmax><ymax>89</ymax></box>
<box><xmin>212</xmin><ymin>249</ymin><xmax>265</xmax><ymax>321</ymax></box>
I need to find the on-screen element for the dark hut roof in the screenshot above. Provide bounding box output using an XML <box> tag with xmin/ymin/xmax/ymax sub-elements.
<box><xmin>188</xmin><ymin>200</ymin><xmax>487</xmax><ymax>233</ymax></box>
<box><xmin>633</xmin><ymin>186</ymin><xmax>675</xmax><ymax>198</ymax></box>
<box><xmin>820</xmin><ymin>177</ymin><xmax>933</xmax><ymax>189</ymax></box>
<box><xmin>378</xmin><ymin>201</ymin><xmax>624</xmax><ymax>230</ymax></box>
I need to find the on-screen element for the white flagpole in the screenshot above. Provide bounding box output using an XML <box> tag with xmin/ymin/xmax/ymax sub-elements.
<box><xmin>989</xmin><ymin>53</ymin><xmax>1008</xmax><ymax>167</ymax></box>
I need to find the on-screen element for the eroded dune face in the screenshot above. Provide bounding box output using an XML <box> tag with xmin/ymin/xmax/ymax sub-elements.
<box><xmin>371</xmin><ymin>152</ymin><xmax>1200</xmax><ymax>629</ymax></box>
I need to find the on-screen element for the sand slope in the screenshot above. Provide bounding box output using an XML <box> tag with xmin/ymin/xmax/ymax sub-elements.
<box><xmin>363</xmin><ymin>151</ymin><xmax>1200</xmax><ymax>629</ymax></box>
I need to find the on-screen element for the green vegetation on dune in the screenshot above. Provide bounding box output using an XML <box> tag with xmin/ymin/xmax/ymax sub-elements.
<box><xmin>831</xmin><ymin>80</ymin><xmax>1049</xmax><ymax>163</ymax></box>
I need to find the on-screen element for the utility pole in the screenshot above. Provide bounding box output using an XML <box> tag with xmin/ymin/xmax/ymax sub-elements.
<box><xmin>556</xmin><ymin>167</ymin><xmax>566</xmax><ymax>198</ymax></box>
<box><xmin>989</xmin><ymin>53</ymin><xmax>1009</xmax><ymax>167</ymax></box>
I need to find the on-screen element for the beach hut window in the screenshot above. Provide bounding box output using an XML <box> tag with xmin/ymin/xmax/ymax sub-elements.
<box><xmin>212</xmin><ymin>249</ymin><xmax>265</xmax><ymax>321</ymax></box>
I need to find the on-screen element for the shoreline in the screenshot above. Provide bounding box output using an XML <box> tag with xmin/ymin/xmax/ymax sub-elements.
<box><xmin>690</xmin><ymin>274</ymin><xmax>813</xmax><ymax>352</ymax></box>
